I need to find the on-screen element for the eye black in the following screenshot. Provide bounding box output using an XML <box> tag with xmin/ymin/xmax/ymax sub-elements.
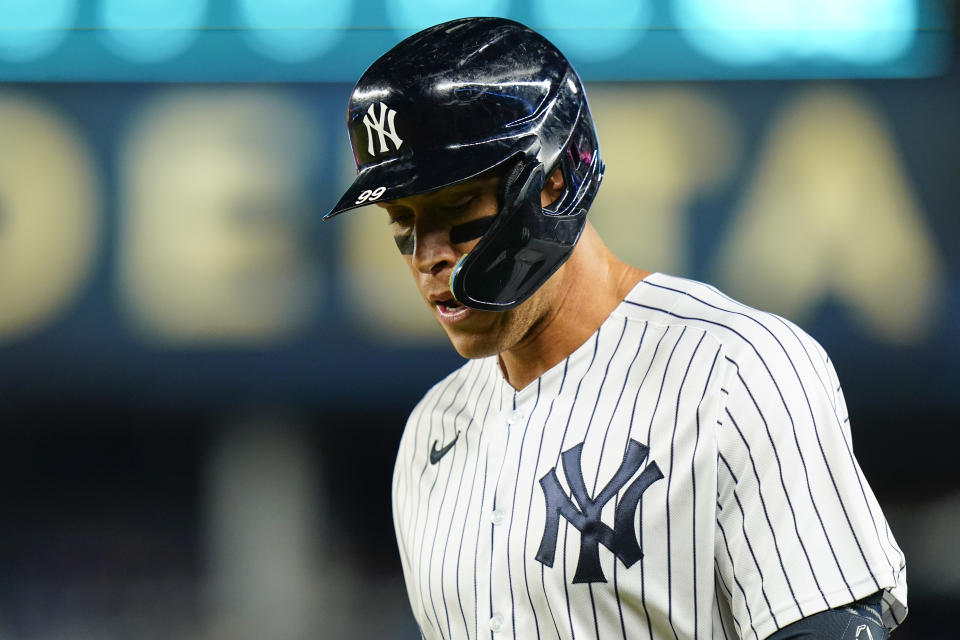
<box><xmin>449</xmin><ymin>216</ymin><xmax>496</xmax><ymax>244</ymax></box>
<box><xmin>394</xmin><ymin>233</ymin><xmax>414</xmax><ymax>255</ymax></box>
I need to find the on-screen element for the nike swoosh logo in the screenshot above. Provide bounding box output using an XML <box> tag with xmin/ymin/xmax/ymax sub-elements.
<box><xmin>430</xmin><ymin>431</ymin><xmax>460</xmax><ymax>465</ymax></box>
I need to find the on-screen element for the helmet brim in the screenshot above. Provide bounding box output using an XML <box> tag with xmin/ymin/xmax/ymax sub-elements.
<box><xmin>324</xmin><ymin>133</ymin><xmax>534</xmax><ymax>219</ymax></box>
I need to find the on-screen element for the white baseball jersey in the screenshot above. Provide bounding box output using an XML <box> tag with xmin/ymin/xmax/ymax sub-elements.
<box><xmin>392</xmin><ymin>273</ymin><xmax>907</xmax><ymax>640</ymax></box>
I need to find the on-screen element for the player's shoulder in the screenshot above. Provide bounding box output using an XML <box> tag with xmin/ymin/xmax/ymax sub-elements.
<box><xmin>399</xmin><ymin>356</ymin><xmax>497</xmax><ymax>443</ymax></box>
<box><xmin>620</xmin><ymin>272</ymin><xmax>829</xmax><ymax>371</ymax></box>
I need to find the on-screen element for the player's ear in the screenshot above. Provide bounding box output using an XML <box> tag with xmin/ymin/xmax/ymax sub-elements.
<box><xmin>541</xmin><ymin>168</ymin><xmax>565</xmax><ymax>208</ymax></box>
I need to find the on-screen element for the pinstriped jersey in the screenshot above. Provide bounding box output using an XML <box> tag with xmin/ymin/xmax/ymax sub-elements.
<box><xmin>392</xmin><ymin>273</ymin><xmax>907</xmax><ymax>640</ymax></box>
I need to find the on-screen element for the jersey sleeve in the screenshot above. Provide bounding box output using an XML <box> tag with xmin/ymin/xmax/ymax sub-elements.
<box><xmin>712</xmin><ymin>320</ymin><xmax>907</xmax><ymax>640</ymax></box>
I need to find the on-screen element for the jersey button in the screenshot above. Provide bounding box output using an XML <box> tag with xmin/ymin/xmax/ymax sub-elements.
<box><xmin>490</xmin><ymin>508</ymin><xmax>505</xmax><ymax>525</ymax></box>
<box><xmin>507</xmin><ymin>409</ymin><xmax>525</xmax><ymax>425</ymax></box>
<box><xmin>488</xmin><ymin>615</ymin><xmax>503</xmax><ymax>632</ymax></box>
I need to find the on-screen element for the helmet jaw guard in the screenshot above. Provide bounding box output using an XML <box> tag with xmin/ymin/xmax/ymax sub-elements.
<box><xmin>450</xmin><ymin>159</ymin><xmax>548</xmax><ymax>311</ymax></box>
<box><xmin>451</xmin><ymin>136</ymin><xmax>603</xmax><ymax>311</ymax></box>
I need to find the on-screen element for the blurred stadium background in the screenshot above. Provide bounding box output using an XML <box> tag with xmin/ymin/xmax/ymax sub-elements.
<box><xmin>0</xmin><ymin>1</ymin><xmax>957</xmax><ymax>638</ymax></box>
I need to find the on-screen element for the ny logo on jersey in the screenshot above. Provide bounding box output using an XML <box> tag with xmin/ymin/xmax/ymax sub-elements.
<box><xmin>535</xmin><ymin>439</ymin><xmax>663</xmax><ymax>584</ymax></box>
<box><xmin>363</xmin><ymin>102</ymin><xmax>403</xmax><ymax>155</ymax></box>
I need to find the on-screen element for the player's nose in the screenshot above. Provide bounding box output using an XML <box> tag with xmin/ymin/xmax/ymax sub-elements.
<box><xmin>411</xmin><ymin>225</ymin><xmax>458</xmax><ymax>277</ymax></box>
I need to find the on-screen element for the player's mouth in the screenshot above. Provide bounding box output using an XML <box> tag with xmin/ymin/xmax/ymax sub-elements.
<box><xmin>432</xmin><ymin>295</ymin><xmax>472</xmax><ymax>324</ymax></box>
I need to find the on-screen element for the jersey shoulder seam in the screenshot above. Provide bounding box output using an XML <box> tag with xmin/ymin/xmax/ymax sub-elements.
<box><xmin>627</xmin><ymin>274</ymin><xmax>818</xmax><ymax>368</ymax></box>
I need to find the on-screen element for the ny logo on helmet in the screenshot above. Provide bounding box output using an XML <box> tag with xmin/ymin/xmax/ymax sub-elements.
<box><xmin>363</xmin><ymin>102</ymin><xmax>403</xmax><ymax>155</ymax></box>
<box><xmin>536</xmin><ymin>439</ymin><xmax>663</xmax><ymax>583</ymax></box>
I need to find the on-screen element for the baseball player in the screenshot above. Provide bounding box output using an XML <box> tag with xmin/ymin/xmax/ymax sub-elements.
<box><xmin>324</xmin><ymin>17</ymin><xmax>907</xmax><ymax>640</ymax></box>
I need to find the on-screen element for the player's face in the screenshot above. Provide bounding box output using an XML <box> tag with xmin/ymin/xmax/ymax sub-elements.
<box><xmin>379</xmin><ymin>176</ymin><xmax>561</xmax><ymax>359</ymax></box>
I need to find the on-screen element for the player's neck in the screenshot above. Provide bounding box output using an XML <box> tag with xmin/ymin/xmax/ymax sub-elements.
<box><xmin>498</xmin><ymin>226</ymin><xmax>649</xmax><ymax>390</ymax></box>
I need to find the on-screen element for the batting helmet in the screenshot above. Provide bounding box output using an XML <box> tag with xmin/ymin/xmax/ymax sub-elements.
<box><xmin>324</xmin><ymin>17</ymin><xmax>604</xmax><ymax>311</ymax></box>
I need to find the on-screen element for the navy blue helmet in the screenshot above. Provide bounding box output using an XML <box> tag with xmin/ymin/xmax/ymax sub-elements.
<box><xmin>325</xmin><ymin>17</ymin><xmax>604</xmax><ymax>310</ymax></box>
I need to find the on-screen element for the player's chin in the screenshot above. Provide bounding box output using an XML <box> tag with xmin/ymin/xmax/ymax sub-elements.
<box><xmin>441</xmin><ymin>326</ymin><xmax>502</xmax><ymax>360</ymax></box>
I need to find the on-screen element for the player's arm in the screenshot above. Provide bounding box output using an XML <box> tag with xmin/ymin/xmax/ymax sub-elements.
<box><xmin>764</xmin><ymin>591</ymin><xmax>889</xmax><ymax>640</ymax></box>
<box><xmin>713</xmin><ymin>322</ymin><xmax>906</xmax><ymax>640</ymax></box>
